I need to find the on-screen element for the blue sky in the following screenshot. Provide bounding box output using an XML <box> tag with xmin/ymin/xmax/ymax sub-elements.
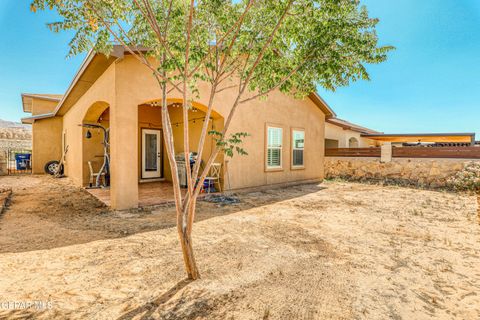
<box><xmin>0</xmin><ymin>1</ymin><xmax>479</xmax><ymax>135</ymax></box>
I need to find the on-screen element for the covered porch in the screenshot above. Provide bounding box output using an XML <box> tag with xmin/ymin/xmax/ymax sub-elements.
<box><xmin>81</xmin><ymin>98</ymin><xmax>224</xmax><ymax>209</ymax></box>
<box><xmin>86</xmin><ymin>181</ymin><xmax>188</xmax><ymax>207</ymax></box>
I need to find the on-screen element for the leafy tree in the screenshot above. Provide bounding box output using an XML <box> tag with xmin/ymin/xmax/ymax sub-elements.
<box><xmin>31</xmin><ymin>0</ymin><xmax>392</xmax><ymax>280</ymax></box>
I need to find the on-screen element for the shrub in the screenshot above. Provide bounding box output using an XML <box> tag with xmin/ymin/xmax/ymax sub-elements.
<box><xmin>446</xmin><ymin>162</ymin><xmax>480</xmax><ymax>191</ymax></box>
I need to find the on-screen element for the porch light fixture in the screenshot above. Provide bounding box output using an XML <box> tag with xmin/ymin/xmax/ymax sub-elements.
<box><xmin>168</xmin><ymin>102</ymin><xmax>183</xmax><ymax>108</ymax></box>
<box><xmin>86</xmin><ymin>130</ymin><xmax>92</xmax><ymax>139</ymax></box>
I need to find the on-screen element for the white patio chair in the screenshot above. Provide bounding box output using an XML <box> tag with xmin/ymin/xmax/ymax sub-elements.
<box><xmin>204</xmin><ymin>163</ymin><xmax>222</xmax><ymax>193</ymax></box>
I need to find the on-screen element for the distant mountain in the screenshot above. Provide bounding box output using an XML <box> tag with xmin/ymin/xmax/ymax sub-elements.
<box><xmin>0</xmin><ymin>119</ymin><xmax>31</xmax><ymax>130</ymax></box>
<box><xmin>0</xmin><ymin>119</ymin><xmax>32</xmax><ymax>149</ymax></box>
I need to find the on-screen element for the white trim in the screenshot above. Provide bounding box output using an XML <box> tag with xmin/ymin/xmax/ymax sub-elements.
<box><xmin>291</xmin><ymin>129</ymin><xmax>305</xmax><ymax>168</ymax></box>
<box><xmin>141</xmin><ymin>128</ymin><xmax>162</xmax><ymax>179</ymax></box>
<box><xmin>266</xmin><ymin>126</ymin><xmax>283</xmax><ymax>169</ymax></box>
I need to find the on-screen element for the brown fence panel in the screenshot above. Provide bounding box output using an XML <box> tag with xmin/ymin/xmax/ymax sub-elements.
<box><xmin>325</xmin><ymin>148</ymin><xmax>381</xmax><ymax>157</ymax></box>
<box><xmin>392</xmin><ymin>147</ymin><xmax>480</xmax><ymax>159</ymax></box>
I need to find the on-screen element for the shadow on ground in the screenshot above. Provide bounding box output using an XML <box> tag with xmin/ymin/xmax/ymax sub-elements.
<box><xmin>0</xmin><ymin>175</ymin><xmax>324</xmax><ymax>253</ymax></box>
<box><xmin>117</xmin><ymin>279</ymin><xmax>193</xmax><ymax>320</ymax></box>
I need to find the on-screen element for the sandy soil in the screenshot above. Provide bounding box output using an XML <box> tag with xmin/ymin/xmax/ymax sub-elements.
<box><xmin>0</xmin><ymin>176</ymin><xmax>479</xmax><ymax>319</ymax></box>
<box><xmin>0</xmin><ymin>175</ymin><xmax>232</xmax><ymax>253</ymax></box>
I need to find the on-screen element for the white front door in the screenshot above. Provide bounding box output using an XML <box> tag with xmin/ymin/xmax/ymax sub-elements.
<box><xmin>141</xmin><ymin>129</ymin><xmax>162</xmax><ymax>179</ymax></box>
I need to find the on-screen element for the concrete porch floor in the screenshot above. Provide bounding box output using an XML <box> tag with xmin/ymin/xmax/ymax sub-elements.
<box><xmin>86</xmin><ymin>181</ymin><xmax>191</xmax><ymax>208</ymax></box>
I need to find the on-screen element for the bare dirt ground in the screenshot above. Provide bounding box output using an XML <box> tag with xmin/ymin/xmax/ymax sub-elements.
<box><xmin>0</xmin><ymin>175</ymin><xmax>233</xmax><ymax>253</ymax></box>
<box><xmin>0</xmin><ymin>175</ymin><xmax>479</xmax><ymax>319</ymax></box>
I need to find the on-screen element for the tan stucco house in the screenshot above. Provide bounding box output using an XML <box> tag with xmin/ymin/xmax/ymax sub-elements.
<box><xmin>22</xmin><ymin>46</ymin><xmax>335</xmax><ymax>210</ymax></box>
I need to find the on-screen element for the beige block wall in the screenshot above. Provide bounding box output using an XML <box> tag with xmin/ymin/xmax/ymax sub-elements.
<box><xmin>31</xmin><ymin>117</ymin><xmax>63</xmax><ymax>174</ymax></box>
<box><xmin>325</xmin><ymin>122</ymin><xmax>375</xmax><ymax>148</ymax></box>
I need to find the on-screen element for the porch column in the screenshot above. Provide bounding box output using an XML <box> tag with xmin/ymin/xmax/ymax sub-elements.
<box><xmin>110</xmin><ymin>100</ymin><xmax>139</xmax><ymax>210</ymax></box>
<box><xmin>380</xmin><ymin>142</ymin><xmax>392</xmax><ymax>163</ymax></box>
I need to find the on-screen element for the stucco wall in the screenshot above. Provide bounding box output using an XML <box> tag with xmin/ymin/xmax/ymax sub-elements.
<box><xmin>31</xmin><ymin>117</ymin><xmax>63</xmax><ymax>174</ymax></box>
<box><xmin>325</xmin><ymin>157</ymin><xmax>474</xmax><ymax>188</ymax></box>
<box><xmin>325</xmin><ymin>122</ymin><xmax>376</xmax><ymax>148</ymax></box>
<box><xmin>110</xmin><ymin>56</ymin><xmax>326</xmax><ymax>200</ymax></box>
<box><xmin>226</xmin><ymin>90</ymin><xmax>325</xmax><ymax>190</ymax></box>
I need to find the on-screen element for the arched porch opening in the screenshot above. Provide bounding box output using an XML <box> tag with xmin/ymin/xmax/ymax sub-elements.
<box><xmin>136</xmin><ymin>98</ymin><xmax>225</xmax><ymax>206</ymax></box>
<box><xmin>81</xmin><ymin>101</ymin><xmax>110</xmax><ymax>188</ymax></box>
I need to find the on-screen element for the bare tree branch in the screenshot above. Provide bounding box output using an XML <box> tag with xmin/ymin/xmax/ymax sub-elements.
<box><xmin>187</xmin><ymin>0</ymin><xmax>256</xmax><ymax>78</ymax></box>
<box><xmin>183</xmin><ymin>0</ymin><xmax>195</xmax><ymax>199</ymax></box>
<box><xmin>87</xmin><ymin>0</ymin><xmax>184</xmax><ymax>94</ymax></box>
<box><xmin>192</xmin><ymin>0</ymin><xmax>294</xmax><ymax>199</ymax></box>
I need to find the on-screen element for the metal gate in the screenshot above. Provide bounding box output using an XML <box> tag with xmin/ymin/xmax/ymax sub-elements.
<box><xmin>6</xmin><ymin>149</ymin><xmax>32</xmax><ymax>175</ymax></box>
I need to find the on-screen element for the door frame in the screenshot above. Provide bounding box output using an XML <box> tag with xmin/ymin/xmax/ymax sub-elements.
<box><xmin>141</xmin><ymin>128</ymin><xmax>163</xmax><ymax>180</ymax></box>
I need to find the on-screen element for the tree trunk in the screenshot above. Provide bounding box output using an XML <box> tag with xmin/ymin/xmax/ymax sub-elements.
<box><xmin>156</xmin><ymin>74</ymin><xmax>199</xmax><ymax>279</ymax></box>
<box><xmin>177</xmin><ymin>198</ymin><xmax>200</xmax><ymax>280</ymax></box>
<box><xmin>178</xmin><ymin>227</ymin><xmax>200</xmax><ymax>280</ymax></box>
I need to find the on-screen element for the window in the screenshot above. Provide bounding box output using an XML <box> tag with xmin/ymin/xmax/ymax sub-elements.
<box><xmin>292</xmin><ymin>129</ymin><xmax>305</xmax><ymax>168</ymax></box>
<box><xmin>266</xmin><ymin>126</ymin><xmax>283</xmax><ymax>169</ymax></box>
<box><xmin>325</xmin><ymin>139</ymin><xmax>339</xmax><ymax>149</ymax></box>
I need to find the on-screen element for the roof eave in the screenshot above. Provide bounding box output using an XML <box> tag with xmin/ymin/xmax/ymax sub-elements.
<box><xmin>53</xmin><ymin>45</ymin><xmax>137</xmax><ymax>117</ymax></box>
<box><xmin>21</xmin><ymin>93</ymin><xmax>62</xmax><ymax>113</ymax></box>
<box><xmin>309</xmin><ymin>92</ymin><xmax>336</xmax><ymax>118</ymax></box>
<box><xmin>52</xmin><ymin>49</ymin><xmax>97</xmax><ymax>116</ymax></box>
<box><xmin>21</xmin><ymin>93</ymin><xmax>62</xmax><ymax>102</ymax></box>
<box><xmin>21</xmin><ymin>113</ymin><xmax>56</xmax><ymax>124</ymax></box>
<box><xmin>326</xmin><ymin>118</ymin><xmax>380</xmax><ymax>135</ymax></box>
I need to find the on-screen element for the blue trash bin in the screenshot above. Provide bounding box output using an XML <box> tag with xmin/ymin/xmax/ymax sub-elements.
<box><xmin>15</xmin><ymin>153</ymin><xmax>31</xmax><ymax>170</ymax></box>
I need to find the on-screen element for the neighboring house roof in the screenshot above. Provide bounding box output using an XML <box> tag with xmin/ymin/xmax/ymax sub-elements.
<box><xmin>326</xmin><ymin>117</ymin><xmax>380</xmax><ymax>134</ymax></box>
<box><xmin>21</xmin><ymin>93</ymin><xmax>63</xmax><ymax>113</ymax></box>
<box><xmin>21</xmin><ymin>45</ymin><xmax>336</xmax><ymax>122</ymax></box>
<box><xmin>361</xmin><ymin>133</ymin><xmax>476</xmax><ymax>143</ymax></box>
<box><xmin>21</xmin><ymin>113</ymin><xmax>56</xmax><ymax>124</ymax></box>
